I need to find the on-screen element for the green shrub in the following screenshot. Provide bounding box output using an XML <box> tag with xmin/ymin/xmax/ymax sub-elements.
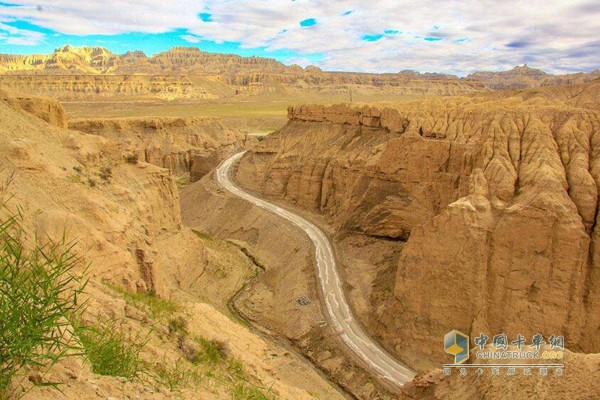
<box><xmin>168</xmin><ymin>316</ymin><xmax>188</xmax><ymax>336</ymax></box>
<box><xmin>75</xmin><ymin>322</ymin><xmax>145</xmax><ymax>379</ymax></box>
<box><xmin>192</xmin><ymin>338</ymin><xmax>228</xmax><ymax>365</ymax></box>
<box><xmin>0</xmin><ymin>208</ymin><xmax>87</xmax><ymax>397</ymax></box>
<box><xmin>150</xmin><ymin>359</ymin><xmax>200</xmax><ymax>392</ymax></box>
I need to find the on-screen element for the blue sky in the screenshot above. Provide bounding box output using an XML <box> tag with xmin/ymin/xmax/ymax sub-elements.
<box><xmin>0</xmin><ymin>1</ymin><xmax>598</xmax><ymax>76</ymax></box>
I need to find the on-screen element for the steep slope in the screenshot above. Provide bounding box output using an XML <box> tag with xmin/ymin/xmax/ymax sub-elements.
<box><xmin>70</xmin><ymin>116</ymin><xmax>248</xmax><ymax>182</ymax></box>
<box><xmin>233</xmin><ymin>81</ymin><xmax>600</xmax><ymax>374</ymax></box>
<box><xmin>0</xmin><ymin>91</ymin><xmax>343</xmax><ymax>399</ymax></box>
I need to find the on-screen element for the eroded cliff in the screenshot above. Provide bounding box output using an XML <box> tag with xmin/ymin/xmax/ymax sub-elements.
<box><xmin>235</xmin><ymin>80</ymin><xmax>600</xmax><ymax>370</ymax></box>
<box><xmin>70</xmin><ymin>116</ymin><xmax>247</xmax><ymax>182</ymax></box>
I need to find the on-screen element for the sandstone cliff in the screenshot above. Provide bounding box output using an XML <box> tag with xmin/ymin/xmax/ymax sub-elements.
<box><xmin>0</xmin><ymin>45</ymin><xmax>485</xmax><ymax>100</ymax></box>
<box><xmin>70</xmin><ymin>116</ymin><xmax>247</xmax><ymax>182</ymax></box>
<box><xmin>234</xmin><ymin>80</ymin><xmax>600</xmax><ymax>371</ymax></box>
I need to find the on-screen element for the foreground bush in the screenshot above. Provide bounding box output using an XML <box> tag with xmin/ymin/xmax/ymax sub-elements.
<box><xmin>0</xmin><ymin>207</ymin><xmax>87</xmax><ymax>397</ymax></box>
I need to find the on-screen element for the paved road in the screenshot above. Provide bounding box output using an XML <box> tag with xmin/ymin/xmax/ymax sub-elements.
<box><xmin>215</xmin><ymin>151</ymin><xmax>415</xmax><ymax>388</ymax></box>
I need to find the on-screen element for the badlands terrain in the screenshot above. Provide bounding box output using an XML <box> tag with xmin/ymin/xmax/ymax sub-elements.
<box><xmin>1</xmin><ymin>45</ymin><xmax>600</xmax><ymax>400</ymax></box>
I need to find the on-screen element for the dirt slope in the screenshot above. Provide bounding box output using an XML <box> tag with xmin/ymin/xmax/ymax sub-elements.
<box><xmin>0</xmin><ymin>91</ymin><xmax>343</xmax><ymax>399</ymax></box>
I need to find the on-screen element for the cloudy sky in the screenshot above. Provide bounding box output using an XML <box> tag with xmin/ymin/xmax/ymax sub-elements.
<box><xmin>0</xmin><ymin>0</ymin><xmax>598</xmax><ymax>76</ymax></box>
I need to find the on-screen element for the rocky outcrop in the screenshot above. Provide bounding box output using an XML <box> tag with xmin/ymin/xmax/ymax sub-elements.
<box><xmin>235</xmin><ymin>81</ymin><xmax>600</xmax><ymax>370</ymax></box>
<box><xmin>0</xmin><ymin>88</ymin><xmax>68</xmax><ymax>128</ymax></box>
<box><xmin>70</xmin><ymin>116</ymin><xmax>247</xmax><ymax>182</ymax></box>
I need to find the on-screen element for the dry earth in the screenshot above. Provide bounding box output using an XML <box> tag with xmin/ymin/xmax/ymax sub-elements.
<box><xmin>0</xmin><ymin>89</ymin><xmax>344</xmax><ymax>400</ymax></box>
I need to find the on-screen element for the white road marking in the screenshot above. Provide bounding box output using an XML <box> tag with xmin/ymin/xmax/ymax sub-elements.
<box><xmin>215</xmin><ymin>151</ymin><xmax>415</xmax><ymax>388</ymax></box>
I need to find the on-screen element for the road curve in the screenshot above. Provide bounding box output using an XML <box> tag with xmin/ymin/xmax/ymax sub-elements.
<box><xmin>216</xmin><ymin>151</ymin><xmax>415</xmax><ymax>388</ymax></box>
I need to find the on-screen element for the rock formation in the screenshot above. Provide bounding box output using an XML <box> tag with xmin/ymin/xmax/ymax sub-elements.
<box><xmin>70</xmin><ymin>116</ymin><xmax>247</xmax><ymax>182</ymax></box>
<box><xmin>234</xmin><ymin>80</ymin><xmax>600</xmax><ymax>371</ymax></box>
<box><xmin>0</xmin><ymin>45</ymin><xmax>485</xmax><ymax>100</ymax></box>
<box><xmin>0</xmin><ymin>88</ymin><xmax>68</xmax><ymax>128</ymax></box>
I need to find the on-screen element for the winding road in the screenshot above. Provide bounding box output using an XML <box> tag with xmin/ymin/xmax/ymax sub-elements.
<box><xmin>215</xmin><ymin>151</ymin><xmax>415</xmax><ymax>388</ymax></box>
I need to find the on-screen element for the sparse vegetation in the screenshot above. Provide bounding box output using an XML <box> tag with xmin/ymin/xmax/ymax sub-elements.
<box><xmin>99</xmin><ymin>166</ymin><xmax>112</xmax><ymax>181</ymax></box>
<box><xmin>124</xmin><ymin>154</ymin><xmax>139</xmax><ymax>164</ymax></box>
<box><xmin>192</xmin><ymin>229</ymin><xmax>213</xmax><ymax>241</ymax></box>
<box><xmin>0</xmin><ymin>203</ymin><xmax>87</xmax><ymax>398</ymax></box>
<box><xmin>150</xmin><ymin>359</ymin><xmax>201</xmax><ymax>392</ymax></box>
<box><xmin>191</xmin><ymin>337</ymin><xmax>228</xmax><ymax>365</ymax></box>
<box><xmin>168</xmin><ymin>316</ymin><xmax>188</xmax><ymax>336</ymax></box>
<box><xmin>87</xmin><ymin>177</ymin><xmax>97</xmax><ymax>187</ymax></box>
<box><xmin>75</xmin><ymin>321</ymin><xmax>145</xmax><ymax>379</ymax></box>
<box><xmin>72</xmin><ymin>165</ymin><xmax>83</xmax><ymax>173</ymax></box>
<box><xmin>232</xmin><ymin>383</ymin><xmax>277</xmax><ymax>400</ymax></box>
<box><xmin>105</xmin><ymin>283</ymin><xmax>179</xmax><ymax>319</ymax></box>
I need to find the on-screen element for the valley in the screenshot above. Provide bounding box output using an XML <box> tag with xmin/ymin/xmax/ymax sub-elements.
<box><xmin>1</xmin><ymin>43</ymin><xmax>600</xmax><ymax>400</ymax></box>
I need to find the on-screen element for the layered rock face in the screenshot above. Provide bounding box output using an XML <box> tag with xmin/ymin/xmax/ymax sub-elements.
<box><xmin>1</xmin><ymin>47</ymin><xmax>597</xmax><ymax>99</ymax></box>
<box><xmin>0</xmin><ymin>74</ymin><xmax>227</xmax><ymax>100</ymax></box>
<box><xmin>236</xmin><ymin>80</ymin><xmax>600</xmax><ymax>369</ymax></box>
<box><xmin>0</xmin><ymin>45</ymin><xmax>484</xmax><ymax>99</ymax></box>
<box><xmin>70</xmin><ymin>116</ymin><xmax>247</xmax><ymax>182</ymax></box>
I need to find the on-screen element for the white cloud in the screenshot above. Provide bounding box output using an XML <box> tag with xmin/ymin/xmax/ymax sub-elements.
<box><xmin>0</xmin><ymin>21</ymin><xmax>44</xmax><ymax>46</ymax></box>
<box><xmin>180</xmin><ymin>34</ymin><xmax>201</xmax><ymax>43</ymax></box>
<box><xmin>0</xmin><ymin>0</ymin><xmax>598</xmax><ymax>75</ymax></box>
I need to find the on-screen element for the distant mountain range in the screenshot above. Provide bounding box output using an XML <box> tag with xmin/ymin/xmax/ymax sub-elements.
<box><xmin>466</xmin><ymin>64</ymin><xmax>600</xmax><ymax>90</ymax></box>
<box><xmin>0</xmin><ymin>45</ymin><xmax>598</xmax><ymax>93</ymax></box>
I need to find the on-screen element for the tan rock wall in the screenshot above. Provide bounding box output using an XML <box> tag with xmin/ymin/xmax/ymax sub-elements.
<box><xmin>236</xmin><ymin>82</ymin><xmax>600</xmax><ymax>370</ymax></box>
<box><xmin>70</xmin><ymin>116</ymin><xmax>246</xmax><ymax>181</ymax></box>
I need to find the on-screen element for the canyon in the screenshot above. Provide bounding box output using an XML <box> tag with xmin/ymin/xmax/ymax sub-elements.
<box><xmin>194</xmin><ymin>79</ymin><xmax>600</xmax><ymax>396</ymax></box>
<box><xmin>2</xmin><ymin>44</ymin><xmax>600</xmax><ymax>399</ymax></box>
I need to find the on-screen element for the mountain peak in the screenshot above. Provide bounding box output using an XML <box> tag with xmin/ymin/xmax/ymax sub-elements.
<box><xmin>510</xmin><ymin>64</ymin><xmax>547</xmax><ymax>76</ymax></box>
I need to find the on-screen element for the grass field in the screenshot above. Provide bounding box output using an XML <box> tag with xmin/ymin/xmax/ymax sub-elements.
<box><xmin>63</xmin><ymin>92</ymin><xmax>418</xmax><ymax>132</ymax></box>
